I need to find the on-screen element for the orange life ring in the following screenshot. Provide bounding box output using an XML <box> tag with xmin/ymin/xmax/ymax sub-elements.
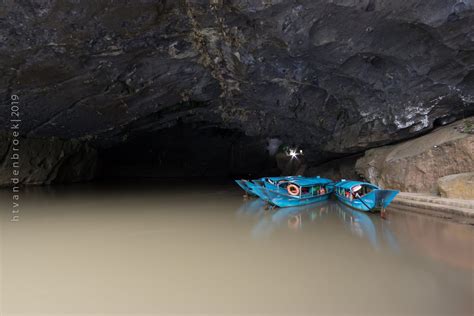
<box><xmin>287</xmin><ymin>184</ymin><xmax>300</xmax><ymax>196</ymax></box>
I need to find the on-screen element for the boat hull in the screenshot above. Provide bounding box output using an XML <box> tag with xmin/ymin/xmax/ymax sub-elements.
<box><xmin>335</xmin><ymin>189</ymin><xmax>399</xmax><ymax>212</ymax></box>
<box><xmin>235</xmin><ymin>176</ymin><xmax>335</xmax><ymax>208</ymax></box>
<box><xmin>249</xmin><ymin>181</ymin><xmax>272</xmax><ymax>201</ymax></box>
<box><xmin>235</xmin><ymin>176</ymin><xmax>300</xmax><ymax>197</ymax></box>
<box><xmin>235</xmin><ymin>180</ymin><xmax>259</xmax><ymax>197</ymax></box>
<box><xmin>263</xmin><ymin>188</ymin><xmax>332</xmax><ymax>208</ymax></box>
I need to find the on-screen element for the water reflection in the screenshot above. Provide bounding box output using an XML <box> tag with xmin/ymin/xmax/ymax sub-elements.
<box><xmin>241</xmin><ymin>201</ymin><xmax>329</xmax><ymax>237</ymax></box>
<box><xmin>388</xmin><ymin>211</ymin><xmax>474</xmax><ymax>270</ymax></box>
<box><xmin>236</xmin><ymin>198</ymin><xmax>267</xmax><ymax>217</ymax></box>
<box><xmin>238</xmin><ymin>198</ymin><xmax>473</xmax><ymax>270</ymax></box>
<box><xmin>240</xmin><ymin>199</ymin><xmax>384</xmax><ymax>248</ymax></box>
<box><xmin>336</xmin><ymin>203</ymin><xmax>380</xmax><ymax>250</ymax></box>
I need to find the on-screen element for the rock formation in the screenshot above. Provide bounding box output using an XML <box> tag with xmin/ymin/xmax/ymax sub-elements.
<box><xmin>438</xmin><ymin>172</ymin><xmax>474</xmax><ymax>199</ymax></box>
<box><xmin>355</xmin><ymin>118</ymin><xmax>474</xmax><ymax>194</ymax></box>
<box><xmin>0</xmin><ymin>133</ymin><xmax>97</xmax><ymax>186</ymax></box>
<box><xmin>0</xmin><ymin>1</ymin><xmax>473</xmax><ymax>183</ymax></box>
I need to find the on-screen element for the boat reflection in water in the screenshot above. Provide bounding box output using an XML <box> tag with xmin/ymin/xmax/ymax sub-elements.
<box><xmin>236</xmin><ymin>198</ymin><xmax>267</xmax><ymax>217</ymax></box>
<box><xmin>336</xmin><ymin>203</ymin><xmax>379</xmax><ymax>249</ymax></box>
<box><xmin>237</xmin><ymin>198</ymin><xmax>474</xmax><ymax>271</ymax></box>
<box><xmin>238</xmin><ymin>199</ymin><xmax>398</xmax><ymax>251</ymax></box>
<box><xmin>335</xmin><ymin>202</ymin><xmax>400</xmax><ymax>252</ymax></box>
<box><xmin>237</xmin><ymin>199</ymin><xmax>332</xmax><ymax>238</ymax></box>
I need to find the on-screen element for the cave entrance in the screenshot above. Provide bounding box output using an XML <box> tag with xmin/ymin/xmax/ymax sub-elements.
<box><xmin>98</xmin><ymin>124</ymin><xmax>278</xmax><ymax>179</ymax></box>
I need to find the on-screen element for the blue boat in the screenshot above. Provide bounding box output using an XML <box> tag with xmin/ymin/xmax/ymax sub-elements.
<box><xmin>256</xmin><ymin>176</ymin><xmax>334</xmax><ymax>207</ymax></box>
<box><xmin>334</xmin><ymin>180</ymin><xmax>399</xmax><ymax>212</ymax></box>
<box><xmin>235</xmin><ymin>176</ymin><xmax>303</xmax><ymax>198</ymax></box>
<box><xmin>235</xmin><ymin>179</ymin><xmax>260</xmax><ymax>197</ymax></box>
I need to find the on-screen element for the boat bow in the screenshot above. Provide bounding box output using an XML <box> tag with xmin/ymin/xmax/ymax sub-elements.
<box><xmin>359</xmin><ymin>189</ymin><xmax>399</xmax><ymax>210</ymax></box>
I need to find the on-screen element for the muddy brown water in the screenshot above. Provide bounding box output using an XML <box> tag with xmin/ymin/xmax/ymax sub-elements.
<box><xmin>1</xmin><ymin>180</ymin><xmax>473</xmax><ymax>315</ymax></box>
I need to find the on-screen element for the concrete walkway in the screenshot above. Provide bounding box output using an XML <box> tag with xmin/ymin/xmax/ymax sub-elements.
<box><xmin>389</xmin><ymin>192</ymin><xmax>474</xmax><ymax>225</ymax></box>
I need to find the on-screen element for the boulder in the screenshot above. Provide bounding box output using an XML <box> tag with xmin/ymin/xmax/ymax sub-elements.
<box><xmin>437</xmin><ymin>173</ymin><xmax>474</xmax><ymax>200</ymax></box>
<box><xmin>0</xmin><ymin>133</ymin><xmax>98</xmax><ymax>187</ymax></box>
<box><xmin>355</xmin><ymin>118</ymin><xmax>474</xmax><ymax>194</ymax></box>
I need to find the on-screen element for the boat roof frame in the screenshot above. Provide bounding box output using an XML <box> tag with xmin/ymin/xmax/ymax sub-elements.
<box><xmin>336</xmin><ymin>180</ymin><xmax>379</xmax><ymax>191</ymax></box>
<box><xmin>275</xmin><ymin>177</ymin><xmax>333</xmax><ymax>187</ymax></box>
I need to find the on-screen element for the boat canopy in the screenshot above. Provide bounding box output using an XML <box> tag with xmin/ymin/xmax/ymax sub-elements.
<box><xmin>266</xmin><ymin>176</ymin><xmax>301</xmax><ymax>181</ymax></box>
<box><xmin>336</xmin><ymin>180</ymin><xmax>379</xmax><ymax>191</ymax></box>
<box><xmin>285</xmin><ymin>177</ymin><xmax>333</xmax><ymax>187</ymax></box>
<box><xmin>264</xmin><ymin>176</ymin><xmax>301</xmax><ymax>184</ymax></box>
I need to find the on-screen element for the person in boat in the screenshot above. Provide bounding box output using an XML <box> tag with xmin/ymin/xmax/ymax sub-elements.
<box><xmin>352</xmin><ymin>184</ymin><xmax>368</xmax><ymax>199</ymax></box>
<box><xmin>347</xmin><ymin>190</ymin><xmax>354</xmax><ymax>200</ymax></box>
<box><xmin>320</xmin><ymin>187</ymin><xmax>326</xmax><ymax>195</ymax></box>
<box><xmin>353</xmin><ymin>186</ymin><xmax>362</xmax><ymax>199</ymax></box>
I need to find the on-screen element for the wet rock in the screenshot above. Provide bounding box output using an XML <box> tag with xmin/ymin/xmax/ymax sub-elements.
<box><xmin>355</xmin><ymin>118</ymin><xmax>474</xmax><ymax>193</ymax></box>
<box><xmin>0</xmin><ymin>133</ymin><xmax>98</xmax><ymax>186</ymax></box>
<box><xmin>438</xmin><ymin>172</ymin><xmax>474</xmax><ymax>200</ymax></box>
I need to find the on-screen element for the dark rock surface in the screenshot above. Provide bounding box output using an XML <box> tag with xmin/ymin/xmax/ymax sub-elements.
<box><xmin>99</xmin><ymin>123</ymin><xmax>277</xmax><ymax>178</ymax></box>
<box><xmin>0</xmin><ymin>133</ymin><xmax>97</xmax><ymax>186</ymax></box>
<box><xmin>1</xmin><ymin>0</ymin><xmax>474</xmax><ymax>172</ymax></box>
<box><xmin>306</xmin><ymin>154</ymin><xmax>362</xmax><ymax>181</ymax></box>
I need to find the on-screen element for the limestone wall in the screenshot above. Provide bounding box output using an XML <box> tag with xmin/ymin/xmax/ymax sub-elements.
<box><xmin>355</xmin><ymin>118</ymin><xmax>474</xmax><ymax>194</ymax></box>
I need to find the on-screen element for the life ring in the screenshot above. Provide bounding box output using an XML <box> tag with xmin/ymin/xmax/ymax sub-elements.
<box><xmin>287</xmin><ymin>184</ymin><xmax>300</xmax><ymax>196</ymax></box>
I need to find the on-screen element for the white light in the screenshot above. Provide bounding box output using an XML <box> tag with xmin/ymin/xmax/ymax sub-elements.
<box><xmin>287</xmin><ymin>148</ymin><xmax>303</xmax><ymax>160</ymax></box>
